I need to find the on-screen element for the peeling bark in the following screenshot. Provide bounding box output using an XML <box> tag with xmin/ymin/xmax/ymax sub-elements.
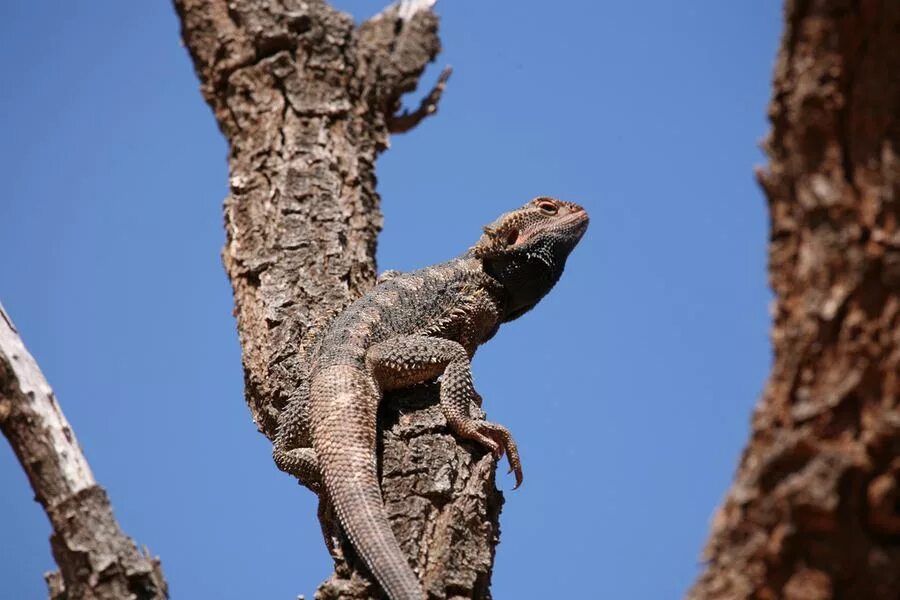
<box><xmin>0</xmin><ymin>303</ymin><xmax>167</xmax><ymax>600</ymax></box>
<box><xmin>690</xmin><ymin>1</ymin><xmax>900</xmax><ymax>598</ymax></box>
<box><xmin>174</xmin><ymin>1</ymin><xmax>502</xmax><ymax>597</ymax></box>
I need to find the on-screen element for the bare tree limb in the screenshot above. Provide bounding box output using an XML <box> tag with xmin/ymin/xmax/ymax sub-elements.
<box><xmin>388</xmin><ymin>66</ymin><xmax>452</xmax><ymax>134</ymax></box>
<box><xmin>0</xmin><ymin>302</ymin><xmax>167</xmax><ymax>600</ymax></box>
<box><xmin>174</xmin><ymin>1</ymin><xmax>503</xmax><ymax>597</ymax></box>
<box><xmin>690</xmin><ymin>1</ymin><xmax>900</xmax><ymax>598</ymax></box>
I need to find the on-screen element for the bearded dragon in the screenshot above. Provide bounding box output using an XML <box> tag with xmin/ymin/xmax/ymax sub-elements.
<box><xmin>274</xmin><ymin>197</ymin><xmax>589</xmax><ymax>600</ymax></box>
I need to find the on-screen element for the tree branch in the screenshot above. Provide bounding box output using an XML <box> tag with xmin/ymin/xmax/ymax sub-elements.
<box><xmin>174</xmin><ymin>1</ymin><xmax>503</xmax><ymax>597</ymax></box>
<box><xmin>388</xmin><ymin>66</ymin><xmax>452</xmax><ymax>134</ymax></box>
<box><xmin>0</xmin><ymin>303</ymin><xmax>167</xmax><ymax>599</ymax></box>
<box><xmin>690</xmin><ymin>1</ymin><xmax>900</xmax><ymax>598</ymax></box>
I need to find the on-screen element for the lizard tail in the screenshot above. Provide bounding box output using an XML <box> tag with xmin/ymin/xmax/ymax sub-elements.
<box><xmin>311</xmin><ymin>366</ymin><xmax>425</xmax><ymax>600</ymax></box>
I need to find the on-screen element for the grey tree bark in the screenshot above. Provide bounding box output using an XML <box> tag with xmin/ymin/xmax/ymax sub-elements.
<box><xmin>173</xmin><ymin>1</ymin><xmax>503</xmax><ymax>598</ymax></box>
<box><xmin>690</xmin><ymin>1</ymin><xmax>900</xmax><ymax>598</ymax></box>
<box><xmin>0</xmin><ymin>303</ymin><xmax>168</xmax><ymax>600</ymax></box>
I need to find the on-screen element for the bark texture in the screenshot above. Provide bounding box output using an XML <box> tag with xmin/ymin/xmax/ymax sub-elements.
<box><xmin>174</xmin><ymin>1</ymin><xmax>503</xmax><ymax>597</ymax></box>
<box><xmin>0</xmin><ymin>304</ymin><xmax>167</xmax><ymax>600</ymax></box>
<box><xmin>690</xmin><ymin>1</ymin><xmax>900</xmax><ymax>598</ymax></box>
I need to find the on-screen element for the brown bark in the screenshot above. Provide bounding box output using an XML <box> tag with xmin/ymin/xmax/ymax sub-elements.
<box><xmin>173</xmin><ymin>1</ymin><xmax>503</xmax><ymax>598</ymax></box>
<box><xmin>0</xmin><ymin>304</ymin><xmax>167</xmax><ymax>600</ymax></box>
<box><xmin>690</xmin><ymin>1</ymin><xmax>900</xmax><ymax>599</ymax></box>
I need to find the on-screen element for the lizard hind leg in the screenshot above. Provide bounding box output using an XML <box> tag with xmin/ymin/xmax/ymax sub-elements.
<box><xmin>366</xmin><ymin>335</ymin><xmax>523</xmax><ymax>488</ymax></box>
<box><xmin>273</xmin><ymin>445</ymin><xmax>322</xmax><ymax>493</ymax></box>
<box><xmin>274</xmin><ymin>447</ymin><xmax>345</xmax><ymax>563</ymax></box>
<box><xmin>273</xmin><ymin>379</ymin><xmax>322</xmax><ymax>492</ymax></box>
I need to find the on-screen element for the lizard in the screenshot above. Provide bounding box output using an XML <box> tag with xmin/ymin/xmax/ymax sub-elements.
<box><xmin>273</xmin><ymin>197</ymin><xmax>589</xmax><ymax>600</ymax></box>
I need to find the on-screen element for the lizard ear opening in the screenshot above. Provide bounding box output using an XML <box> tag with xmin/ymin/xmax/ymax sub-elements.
<box><xmin>472</xmin><ymin>224</ymin><xmax>519</xmax><ymax>259</ymax></box>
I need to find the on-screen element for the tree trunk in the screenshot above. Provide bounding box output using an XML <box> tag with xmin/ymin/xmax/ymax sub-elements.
<box><xmin>173</xmin><ymin>1</ymin><xmax>503</xmax><ymax>598</ymax></box>
<box><xmin>690</xmin><ymin>1</ymin><xmax>900</xmax><ymax>598</ymax></box>
<box><xmin>0</xmin><ymin>304</ymin><xmax>168</xmax><ymax>600</ymax></box>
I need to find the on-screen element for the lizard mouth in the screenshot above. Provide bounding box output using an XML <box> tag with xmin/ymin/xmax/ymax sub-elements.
<box><xmin>559</xmin><ymin>209</ymin><xmax>590</xmax><ymax>238</ymax></box>
<box><xmin>513</xmin><ymin>210</ymin><xmax>589</xmax><ymax>247</ymax></box>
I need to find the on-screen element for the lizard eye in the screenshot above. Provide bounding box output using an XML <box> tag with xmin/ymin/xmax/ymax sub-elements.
<box><xmin>537</xmin><ymin>200</ymin><xmax>558</xmax><ymax>215</ymax></box>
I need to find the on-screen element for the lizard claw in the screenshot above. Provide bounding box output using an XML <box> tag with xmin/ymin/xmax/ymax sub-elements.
<box><xmin>457</xmin><ymin>419</ymin><xmax>523</xmax><ymax>489</ymax></box>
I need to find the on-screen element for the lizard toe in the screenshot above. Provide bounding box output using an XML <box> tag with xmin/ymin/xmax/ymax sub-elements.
<box><xmin>471</xmin><ymin>431</ymin><xmax>502</xmax><ymax>458</ymax></box>
<box><xmin>462</xmin><ymin>420</ymin><xmax>523</xmax><ymax>487</ymax></box>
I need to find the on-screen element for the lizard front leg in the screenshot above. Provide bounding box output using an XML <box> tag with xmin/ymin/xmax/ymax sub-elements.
<box><xmin>366</xmin><ymin>335</ymin><xmax>523</xmax><ymax>487</ymax></box>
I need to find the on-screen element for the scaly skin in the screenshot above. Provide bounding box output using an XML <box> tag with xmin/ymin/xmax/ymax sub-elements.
<box><xmin>274</xmin><ymin>197</ymin><xmax>589</xmax><ymax>600</ymax></box>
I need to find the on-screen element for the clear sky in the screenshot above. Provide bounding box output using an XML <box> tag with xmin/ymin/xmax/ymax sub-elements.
<box><xmin>0</xmin><ymin>1</ymin><xmax>781</xmax><ymax>598</ymax></box>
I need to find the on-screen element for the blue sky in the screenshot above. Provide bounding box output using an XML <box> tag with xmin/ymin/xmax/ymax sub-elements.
<box><xmin>0</xmin><ymin>1</ymin><xmax>780</xmax><ymax>598</ymax></box>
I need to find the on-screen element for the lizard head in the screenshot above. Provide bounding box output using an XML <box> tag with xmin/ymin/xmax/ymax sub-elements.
<box><xmin>471</xmin><ymin>197</ymin><xmax>589</xmax><ymax>322</ymax></box>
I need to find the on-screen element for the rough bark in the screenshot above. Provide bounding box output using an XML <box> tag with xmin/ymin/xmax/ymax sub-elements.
<box><xmin>0</xmin><ymin>303</ymin><xmax>167</xmax><ymax>600</ymax></box>
<box><xmin>173</xmin><ymin>1</ymin><xmax>503</xmax><ymax>597</ymax></box>
<box><xmin>690</xmin><ymin>1</ymin><xmax>900</xmax><ymax>598</ymax></box>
